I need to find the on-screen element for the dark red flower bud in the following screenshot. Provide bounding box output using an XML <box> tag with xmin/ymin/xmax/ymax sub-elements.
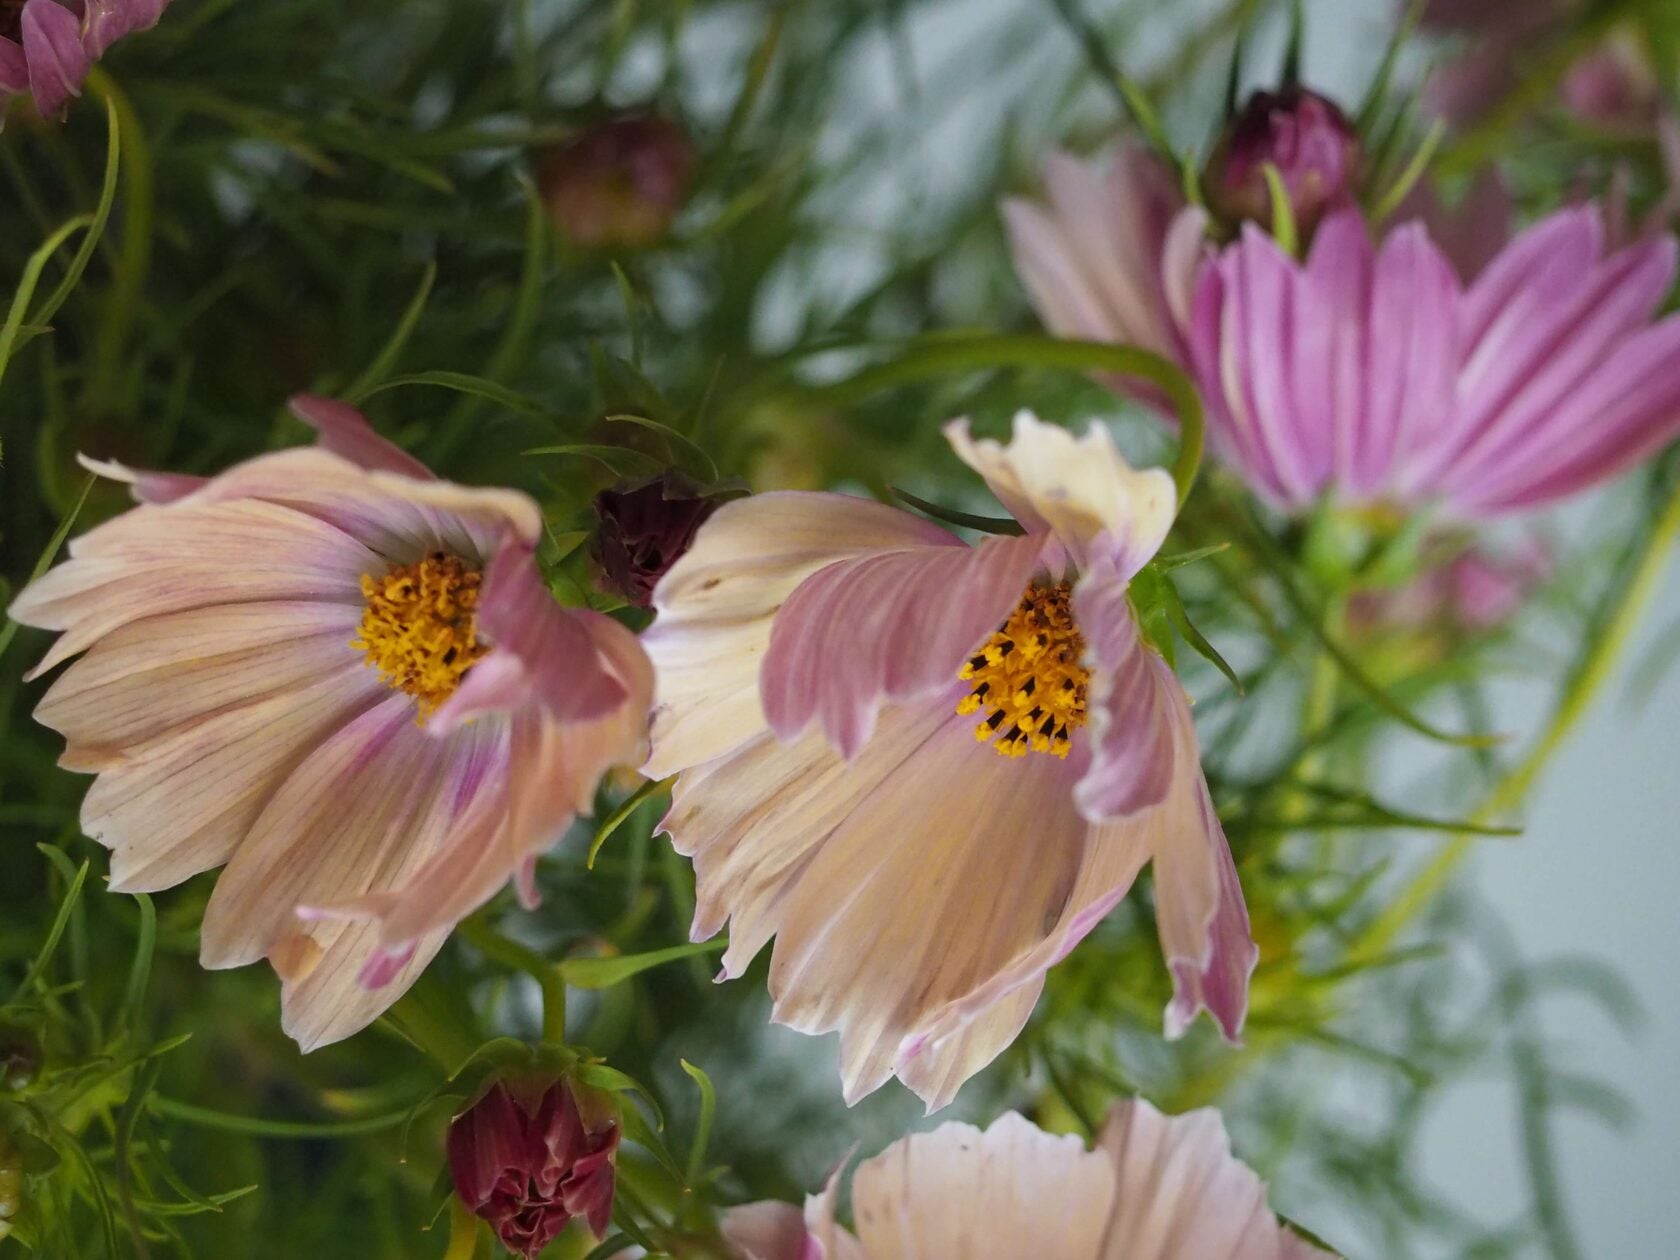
<box><xmin>448</xmin><ymin>1079</ymin><xmax>619</xmax><ymax>1258</ymax></box>
<box><xmin>1207</xmin><ymin>87</ymin><xmax>1360</xmax><ymax>238</ymax></box>
<box><xmin>538</xmin><ymin>113</ymin><xmax>697</xmax><ymax>250</ymax></box>
<box><xmin>591</xmin><ymin>472</ymin><xmax>723</xmax><ymax>609</ymax></box>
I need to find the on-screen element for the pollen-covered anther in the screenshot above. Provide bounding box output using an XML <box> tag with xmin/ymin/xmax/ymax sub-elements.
<box><xmin>957</xmin><ymin>580</ymin><xmax>1089</xmax><ymax>759</ymax></box>
<box><xmin>353</xmin><ymin>551</ymin><xmax>490</xmax><ymax>721</ymax></box>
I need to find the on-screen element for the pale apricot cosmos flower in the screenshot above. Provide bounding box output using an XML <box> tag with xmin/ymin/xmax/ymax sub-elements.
<box><xmin>7</xmin><ymin>396</ymin><xmax>652</xmax><ymax>1050</ymax></box>
<box><xmin>721</xmin><ymin>1101</ymin><xmax>1333</xmax><ymax>1259</ymax></box>
<box><xmin>642</xmin><ymin>413</ymin><xmax>1255</xmax><ymax>1110</ymax></box>
<box><xmin>0</xmin><ymin>0</ymin><xmax>170</xmax><ymax>119</ymax></box>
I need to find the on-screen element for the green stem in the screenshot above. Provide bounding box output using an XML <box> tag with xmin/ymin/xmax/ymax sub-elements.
<box><xmin>84</xmin><ymin>69</ymin><xmax>152</xmax><ymax>413</ymax></box>
<box><xmin>383</xmin><ymin>985</ymin><xmax>481</xmax><ymax>1073</ymax></box>
<box><xmin>1350</xmin><ymin>473</ymin><xmax>1680</xmax><ymax>964</ymax></box>
<box><xmin>457</xmin><ymin>918</ymin><xmax>567</xmax><ymax>1045</ymax></box>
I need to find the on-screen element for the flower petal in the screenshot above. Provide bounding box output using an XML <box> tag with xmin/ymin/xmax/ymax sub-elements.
<box><xmin>1151</xmin><ymin>685</ymin><xmax>1256</xmax><ymax>1042</ymax></box>
<box><xmin>642</xmin><ymin>491</ymin><xmax>955</xmax><ymax>778</ymax></box>
<box><xmin>287</xmin><ymin>394</ymin><xmax>435</xmax><ymax>481</ymax></box>
<box><xmin>273</xmin><ymin>919</ymin><xmax>451</xmax><ymax>1053</ymax></box>
<box><xmin>849</xmin><ymin>1113</ymin><xmax>1116</xmax><ymax>1259</ymax></box>
<box><xmin>21</xmin><ymin>0</ymin><xmax>92</xmax><ymax>118</ymax></box>
<box><xmin>761</xmin><ymin>530</ymin><xmax>1047</xmax><ymax>758</ymax></box>
<box><xmin>80</xmin><ymin>0</ymin><xmax>170</xmax><ymax>59</ymax></box>
<box><xmin>1072</xmin><ymin>555</ymin><xmax>1177</xmax><ymax>821</ymax></box>
<box><xmin>944</xmin><ymin>413</ymin><xmax>1175</xmax><ymax>575</ymax></box>
<box><xmin>1095</xmin><ymin>1099</ymin><xmax>1333</xmax><ymax>1259</ymax></box>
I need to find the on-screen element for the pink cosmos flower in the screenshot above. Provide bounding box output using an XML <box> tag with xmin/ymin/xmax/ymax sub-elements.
<box><xmin>1184</xmin><ymin>206</ymin><xmax>1680</xmax><ymax>518</ymax></box>
<box><xmin>1347</xmin><ymin>537</ymin><xmax>1553</xmax><ymax>636</ymax></box>
<box><xmin>0</xmin><ymin>0</ymin><xmax>169</xmax><ymax>119</ymax></box>
<box><xmin>641</xmin><ymin>413</ymin><xmax>1256</xmax><ymax>1110</ymax></box>
<box><xmin>721</xmin><ymin>1101</ymin><xmax>1333</xmax><ymax>1260</ymax></box>
<box><xmin>1008</xmin><ymin>146</ymin><xmax>1680</xmax><ymax>519</ymax></box>
<box><xmin>7</xmin><ymin>396</ymin><xmax>653</xmax><ymax>1050</ymax></box>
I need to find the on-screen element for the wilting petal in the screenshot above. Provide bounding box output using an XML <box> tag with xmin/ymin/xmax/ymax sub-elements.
<box><xmin>894</xmin><ymin>984</ymin><xmax>1041</xmax><ymax>1114</ymax></box>
<box><xmin>663</xmin><ymin>695</ymin><xmax>1104</xmax><ymax>1106</ymax></box>
<box><xmin>288</xmin><ymin>394</ymin><xmax>435</xmax><ymax>481</ymax></box>
<box><xmin>642</xmin><ymin>491</ymin><xmax>954</xmax><ymax>777</ymax></box>
<box><xmin>77</xmin><ymin>454</ymin><xmax>209</xmax><ymax>505</ymax></box>
<box><xmin>944</xmin><ymin>414</ymin><xmax>1175</xmax><ymax>575</ymax></box>
<box><xmin>1095</xmin><ymin>1099</ymin><xmax>1333</xmax><ymax>1259</ymax></box>
<box><xmin>1150</xmin><ymin>685</ymin><xmax>1256</xmax><ymax>1041</ymax></box>
<box><xmin>1072</xmin><ymin>553</ymin><xmax>1176</xmax><ymax>820</ymax></box>
<box><xmin>275</xmin><ymin>919</ymin><xmax>450</xmax><ymax>1053</ymax></box>
<box><xmin>761</xmin><ymin>530</ymin><xmax>1047</xmax><ymax>758</ymax></box>
<box><xmin>849</xmin><ymin>1113</ymin><xmax>1116</xmax><ymax>1259</ymax></box>
<box><xmin>21</xmin><ymin>0</ymin><xmax>92</xmax><ymax>118</ymax></box>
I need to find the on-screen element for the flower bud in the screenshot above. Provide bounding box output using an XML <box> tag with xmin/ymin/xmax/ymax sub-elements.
<box><xmin>0</xmin><ymin>1024</ymin><xmax>43</xmax><ymax>1093</ymax></box>
<box><xmin>1207</xmin><ymin>87</ymin><xmax>1360</xmax><ymax>238</ymax></box>
<box><xmin>538</xmin><ymin>113</ymin><xmax>697</xmax><ymax>251</ymax></box>
<box><xmin>591</xmin><ymin>471</ymin><xmax>724</xmax><ymax>609</ymax></box>
<box><xmin>447</xmin><ymin>1078</ymin><xmax>619</xmax><ymax>1258</ymax></box>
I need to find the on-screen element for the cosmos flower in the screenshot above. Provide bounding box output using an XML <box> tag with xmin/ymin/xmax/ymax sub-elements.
<box><xmin>7</xmin><ymin>396</ymin><xmax>652</xmax><ymax>1050</ymax></box>
<box><xmin>448</xmin><ymin>1076</ymin><xmax>620</xmax><ymax>1258</ymax></box>
<box><xmin>721</xmin><ymin>1100</ymin><xmax>1333</xmax><ymax>1260</ymax></box>
<box><xmin>537</xmin><ymin>111</ymin><xmax>697</xmax><ymax>251</ymax></box>
<box><xmin>641</xmin><ymin>413</ymin><xmax>1255</xmax><ymax>1110</ymax></box>
<box><xmin>1184</xmin><ymin>206</ymin><xmax>1680</xmax><ymax>518</ymax></box>
<box><xmin>0</xmin><ymin>0</ymin><xmax>170</xmax><ymax>120</ymax></box>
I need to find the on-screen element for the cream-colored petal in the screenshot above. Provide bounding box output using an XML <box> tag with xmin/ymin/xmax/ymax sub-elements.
<box><xmin>81</xmin><ymin>663</ymin><xmax>386</xmax><ymax>894</ymax></box>
<box><xmin>894</xmin><ymin>983</ymin><xmax>1042</xmax><ymax>1114</ymax></box>
<box><xmin>198</xmin><ymin>695</ymin><xmax>499</xmax><ymax>971</ymax></box>
<box><xmin>944</xmin><ymin>413</ymin><xmax>1176</xmax><ymax>575</ymax></box>
<box><xmin>12</xmin><ymin>497</ymin><xmax>374</xmax><ymax>678</ymax></box>
<box><xmin>761</xmin><ymin>707</ymin><xmax>1090</xmax><ymax>1105</ymax></box>
<box><xmin>1096</xmin><ymin>1099</ymin><xmax>1333</xmax><ymax>1259</ymax></box>
<box><xmin>850</xmin><ymin>1113</ymin><xmax>1115</xmax><ymax>1259</ymax></box>
<box><xmin>720</xmin><ymin>1203</ymin><xmax>819</xmax><ymax>1260</ymax></box>
<box><xmin>642</xmin><ymin>491</ymin><xmax>953</xmax><ymax>778</ymax></box>
<box><xmin>36</xmin><ymin>601</ymin><xmax>361</xmax><ymax>756</ymax></box>
<box><xmin>274</xmin><ymin>920</ymin><xmax>451</xmax><ymax>1053</ymax></box>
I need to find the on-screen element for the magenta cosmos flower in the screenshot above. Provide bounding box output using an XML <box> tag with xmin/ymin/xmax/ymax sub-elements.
<box><xmin>1008</xmin><ymin>146</ymin><xmax>1680</xmax><ymax>519</ymax></box>
<box><xmin>7</xmin><ymin>396</ymin><xmax>652</xmax><ymax>1050</ymax></box>
<box><xmin>721</xmin><ymin>1101</ymin><xmax>1332</xmax><ymax>1260</ymax></box>
<box><xmin>641</xmin><ymin>413</ymin><xmax>1255</xmax><ymax>1109</ymax></box>
<box><xmin>0</xmin><ymin>0</ymin><xmax>169</xmax><ymax>119</ymax></box>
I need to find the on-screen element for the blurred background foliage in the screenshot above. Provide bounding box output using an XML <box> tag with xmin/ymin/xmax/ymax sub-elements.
<box><xmin>2</xmin><ymin>0</ymin><xmax>1677</xmax><ymax>1256</ymax></box>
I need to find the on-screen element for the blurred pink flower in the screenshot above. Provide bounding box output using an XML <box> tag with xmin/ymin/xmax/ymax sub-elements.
<box><xmin>449</xmin><ymin>1078</ymin><xmax>619</xmax><ymax>1257</ymax></box>
<box><xmin>1184</xmin><ymin>206</ymin><xmax>1680</xmax><ymax>517</ymax></box>
<box><xmin>1002</xmin><ymin>144</ymin><xmax>1207</xmax><ymax>404</ymax></box>
<box><xmin>8</xmin><ymin>396</ymin><xmax>652</xmax><ymax>1050</ymax></box>
<box><xmin>721</xmin><ymin>1101</ymin><xmax>1332</xmax><ymax>1260</ymax></box>
<box><xmin>538</xmin><ymin>112</ymin><xmax>697</xmax><ymax>250</ymax></box>
<box><xmin>1349</xmin><ymin>537</ymin><xmax>1553</xmax><ymax>635</ymax></box>
<box><xmin>0</xmin><ymin>0</ymin><xmax>169</xmax><ymax>119</ymax></box>
<box><xmin>642</xmin><ymin>413</ymin><xmax>1255</xmax><ymax>1110</ymax></box>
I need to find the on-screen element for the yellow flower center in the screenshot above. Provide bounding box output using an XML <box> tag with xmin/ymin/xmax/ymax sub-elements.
<box><xmin>956</xmin><ymin>581</ymin><xmax>1089</xmax><ymax>759</ymax></box>
<box><xmin>352</xmin><ymin>551</ymin><xmax>490</xmax><ymax>721</ymax></box>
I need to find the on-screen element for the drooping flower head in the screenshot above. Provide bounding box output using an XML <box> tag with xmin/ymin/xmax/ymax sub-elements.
<box><xmin>641</xmin><ymin>413</ymin><xmax>1255</xmax><ymax>1109</ymax></box>
<box><xmin>721</xmin><ymin>1101</ymin><xmax>1333</xmax><ymax>1260</ymax></box>
<box><xmin>537</xmin><ymin>111</ymin><xmax>697</xmax><ymax>251</ymax></box>
<box><xmin>7</xmin><ymin>396</ymin><xmax>653</xmax><ymax>1049</ymax></box>
<box><xmin>0</xmin><ymin>0</ymin><xmax>170</xmax><ymax>119</ymax></box>
<box><xmin>591</xmin><ymin>471</ymin><xmax>727</xmax><ymax>609</ymax></box>
<box><xmin>448</xmin><ymin>1075</ymin><xmax>620</xmax><ymax>1257</ymax></box>
<box><xmin>1206</xmin><ymin>87</ymin><xmax>1362</xmax><ymax>238</ymax></box>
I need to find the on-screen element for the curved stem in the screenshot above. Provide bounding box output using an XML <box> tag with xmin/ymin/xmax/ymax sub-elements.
<box><xmin>457</xmin><ymin>917</ymin><xmax>567</xmax><ymax>1045</ymax></box>
<box><xmin>83</xmin><ymin>69</ymin><xmax>152</xmax><ymax>413</ymax></box>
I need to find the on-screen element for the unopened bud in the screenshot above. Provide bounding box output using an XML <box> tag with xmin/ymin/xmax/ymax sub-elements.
<box><xmin>448</xmin><ymin>1078</ymin><xmax>620</xmax><ymax>1258</ymax></box>
<box><xmin>0</xmin><ymin>1024</ymin><xmax>42</xmax><ymax>1093</ymax></box>
<box><xmin>538</xmin><ymin>113</ymin><xmax>697</xmax><ymax>251</ymax></box>
<box><xmin>1207</xmin><ymin>87</ymin><xmax>1360</xmax><ymax>238</ymax></box>
<box><xmin>591</xmin><ymin>471</ymin><xmax>725</xmax><ymax>609</ymax></box>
